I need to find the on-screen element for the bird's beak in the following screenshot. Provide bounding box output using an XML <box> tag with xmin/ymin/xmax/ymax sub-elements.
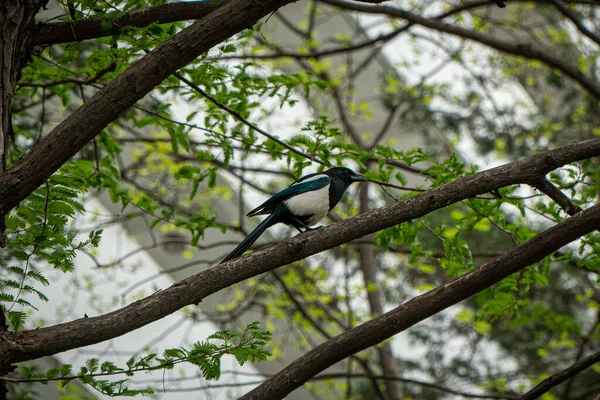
<box><xmin>351</xmin><ymin>174</ymin><xmax>367</xmax><ymax>182</ymax></box>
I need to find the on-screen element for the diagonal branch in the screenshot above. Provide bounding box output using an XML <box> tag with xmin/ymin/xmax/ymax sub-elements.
<box><xmin>1</xmin><ymin>138</ymin><xmax>599</xmax><ymax>366</ymax></box>
<box><xmin>320</xmin><ymin>0</ymin><xmax>600</xmax><ymax>99</ymax></box>
<box><xmin>0</xmin><ymin>0</ymin><xmax>295</xmax><ymax>220</ymax></box>
<box><xmin>548</xmin><ymin>0</ymin><xmax>600</xmax><ymax>46</ymax></box>
<box><xmin>519</xmin><ymin>349</ymin><xmax>600</xmax><ymax>399</ymax></box>
<box><xmin>240</xmin><ymin>201</ymin><xmax>600</xmax><ymax>399</ymax></box>
<box><xmin>30</xmin><ymin>0</ymin><xmax>600</xmax><ymax>47</ymax></box>
<box><xmin>272</xmin><ymin>271</ymin><xmax>387</xmax><ymax>399</ymax></box>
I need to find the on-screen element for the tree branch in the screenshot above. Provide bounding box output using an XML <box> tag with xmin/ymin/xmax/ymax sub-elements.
<box><xmin>271</xmin><ymin>271</ymin><xmax>387</xmax><ymax>399</ymax></box>
<box><xmin>0</xmin><ymin>0</ymin><xmax>47</xmax><ymax>248</ymax></box>
<box><xmin>240</xmin><ymin>200</ymin><xmax>600</xmax><ymax>399</ymax></box>
<box><xmin>548</xmin><ymin>0</ymin><xmax>600</xmax><ymax>46</ymax></box>
<box><xmin>1</xmin><ymin>138</ymin><xmax>598</xmax><ymax>366</ymax></box>
<box><xmin>519</xmin><ymin>349</ymin><xmax>600</xmax><ymax>399</ymax></box>
<box><xmin>320</xmin><ymin>0</ymin><xmax>600</xmax><ymax>99</ymax></box>
<box><xmin>531</xmin><ymin>178</ymin><xmax>583</xmax><ymax>216</ymax></box>
<box><xmin>32</xmin><ymin>1</ymin><xmax>222</xmax><ymax>46</ymax></box>
<box><xmin>173</xmin><ymin>72</ymin><xmax>326</xmax><ymax>166</ymax></box>
<box><xmin>0</xmin><ymin>0</ymin><xmax>295</xmax><ymax>219</ymax></box>
<box><xmin>131</xmin><ymin>373</ymin><xmax>518</xmax><ymax>398</ymax></box>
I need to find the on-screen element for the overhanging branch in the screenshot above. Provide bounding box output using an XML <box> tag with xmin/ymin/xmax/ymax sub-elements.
<box><xmin>1</xmin><ymin>138</ymin><xmax>599</xmax><ymax>365</ymax></box>
<box><xmin>240</xmin><ymin>201</ymin><xmax>600</xmax><ymax>399</ymax></box>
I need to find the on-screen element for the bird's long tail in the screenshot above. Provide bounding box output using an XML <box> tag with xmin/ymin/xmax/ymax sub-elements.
<box><xmin>219</xmin><ymin>213</ymin><xmax>277</xmax><ymax>264</ymax></box>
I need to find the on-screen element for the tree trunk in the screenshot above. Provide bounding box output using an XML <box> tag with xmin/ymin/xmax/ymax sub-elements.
<box><xmin>0</xmin><ymin>3</ymin><xmax>46</xmax><ymax>398</ymax></box>
<box><xmin>358</xmin><ymin>181</ymin><xmax>403</xmax><ymax>400</ymax></box>
<box><xmin>0</xmin><ymin>0</ymin><xmax>45</xmax><ymax>248</ymax></box>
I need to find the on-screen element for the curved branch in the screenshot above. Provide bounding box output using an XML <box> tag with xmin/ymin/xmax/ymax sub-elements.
<box><xmin>532</xmin><ymin>178</ymin><xmax>584</xmax><ymax>216</ymax></box>
<box><xmin>127</xmin><ymin>373</ymin><xmax>519</xmax><ymax>399</ymax></box>
<box><xmin>320</xmin><ymin>0</ymin><xmax>600</xmax><ymax>99</ymax></box>
<box><xmin>1</xmin><ymin>138</ymin><xmax>599</xmax><ymax>365</ymax></box>
<box><xmin>32</xmin><ymin>2</ymin><xmax>222</xmax><ymax>46</ymax></box>
<box><xmin>240</xmin><ymin>201</ymin><xmax>600</xmax><ymax>399</ymax></box>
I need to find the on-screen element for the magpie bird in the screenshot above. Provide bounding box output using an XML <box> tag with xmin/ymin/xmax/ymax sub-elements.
<box><xmin>220</xmin><ymin>167</ymin><xmax>366</xmax><ymax>264</ymax></box>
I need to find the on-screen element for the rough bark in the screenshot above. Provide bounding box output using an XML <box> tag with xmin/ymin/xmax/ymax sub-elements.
<box><xmin>0</xmin><ymin>138</ymin><xmax>598</xmax><ymax>367</ymax></box>
<box><xmin>240</xmin><ymin>201</ymin><xmax>600</xmax><ymax>400</ymax></box>
<box><xmin>0</xmin><ymin>0</ymin><xmax>46</xmax><ymax>247</ymax></box>
<box><xmin>519</xmin><ymin>350</ymin><xmax>600</xmax><ymax>399</ymax></box>
<box><xmin>358</xmin><ymin>182</ymin><xmax>403</xmax><ymax>400</ymax></box>
<box><xmin>0</xmin><ymin>1</ymin><xmax>47</xmax><ymax>395</ymax></box>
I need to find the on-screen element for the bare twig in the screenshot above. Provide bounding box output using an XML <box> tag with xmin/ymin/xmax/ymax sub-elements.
<box><xmin>132</xmin><ymin>372</ymin><xmax>520</xmax><ymax>399</ymax></box>
<box><xmin>173</xmin><ymin>72</ymin><xmax>326</xmax><ymax>166</ymax></box>
<box><xmin>531</xmin><ymin>178</ymin><xmax>583</xmax><ymax>216</ymax></box>
<box><xmin>271</xmin><ymin>270</ymin><xmax>387</xmax><ymax>399</ymax></box>
<box><xmin>548</xmin><ymin>0</ymin><xmax>600</xmax><ymax>46</ymax></box>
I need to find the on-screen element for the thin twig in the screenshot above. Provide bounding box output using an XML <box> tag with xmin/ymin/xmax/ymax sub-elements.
<box><xmin>531</xmin><ymin>178</ymin><xmax>583</xmax><ymax>216</ymax></box>
<box><xmin>173</xmin><ymin>72</ymin><xmax>326</xmax><ymax>166</ymax></box>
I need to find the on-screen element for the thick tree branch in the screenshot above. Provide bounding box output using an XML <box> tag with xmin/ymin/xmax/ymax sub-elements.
<box><xmin>32</xmin><ymin>1</ymin><xmax>222</xmax><ymax>46</ymax></box>
<box><xmin>320</xmin><ymin>0</ymin><xmax>600</xmax><ymax>99</ymax></box>
<box><xmin>0</xmin><ymin>0</ymin><xmax>48</xmax><ymax>248</ymax></box>
<box><xmin>0</xmin><ymin>0</ymin><xmax>295</xmax><ymax>220</ymax></box>
<box><xmin>519</xmin><ymin>349</ymin><xmax>600</xmax><ymax>399</ymax></box>
<box><xmin>1</xmin><ymin>139</ymin><xmax>598</xmax><ymax>366</ymax></box>
<box><xmin>240</xmin><ymin>201</ymin><xmax>600</xmax><ymax>400</ymax></box>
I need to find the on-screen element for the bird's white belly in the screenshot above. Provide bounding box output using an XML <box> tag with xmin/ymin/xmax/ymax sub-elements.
<box><xmin>284</xmin><ymin>187</ymin><xmax>330</xmax><ymax>226</ymax></box>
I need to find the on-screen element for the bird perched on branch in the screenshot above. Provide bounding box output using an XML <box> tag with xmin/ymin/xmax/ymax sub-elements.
<box><xmin>220</xmin><ymin>167</ymin><xmax>366</xmax><ymax>264</ymax></box>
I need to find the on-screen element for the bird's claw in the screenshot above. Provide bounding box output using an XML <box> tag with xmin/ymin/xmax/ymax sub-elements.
<box><xmin>302</xmin><ymin>225</ymin><xmax>323</xmax><ymax>232</ymax></box>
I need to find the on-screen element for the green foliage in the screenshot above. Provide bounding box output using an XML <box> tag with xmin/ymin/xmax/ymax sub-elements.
<box><xmin>1</xmin><ymin>171</ymin><xmax>103</xmax><ymax>329</ymax></box>
<box><xmin>14</xmin><ymin>322</ymin><xmax>271</xmax><ymax>397</ymax></box>
<box><xmin>4</xmin><ymin>0</ymin><xmax>600</xmax><ymax>399</ymax></box>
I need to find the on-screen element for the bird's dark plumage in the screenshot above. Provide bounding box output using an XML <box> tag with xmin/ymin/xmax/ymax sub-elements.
<box><xmin>220</xmin><ymin>167</ymin><xmax>366</xmax><ymax>264</ymax></box>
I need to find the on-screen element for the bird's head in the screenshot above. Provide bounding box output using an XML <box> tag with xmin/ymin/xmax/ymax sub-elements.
<box><xmin>325</xmin><ymin>167</ymin><xmax>367</xmax><ymax>184</ymax></box>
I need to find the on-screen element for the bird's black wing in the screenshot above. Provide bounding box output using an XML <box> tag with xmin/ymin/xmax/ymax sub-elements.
<box><xmin>246</xmin><ymin>175</ymin><xmax>330</xmax><ymax>217</ymax></box>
